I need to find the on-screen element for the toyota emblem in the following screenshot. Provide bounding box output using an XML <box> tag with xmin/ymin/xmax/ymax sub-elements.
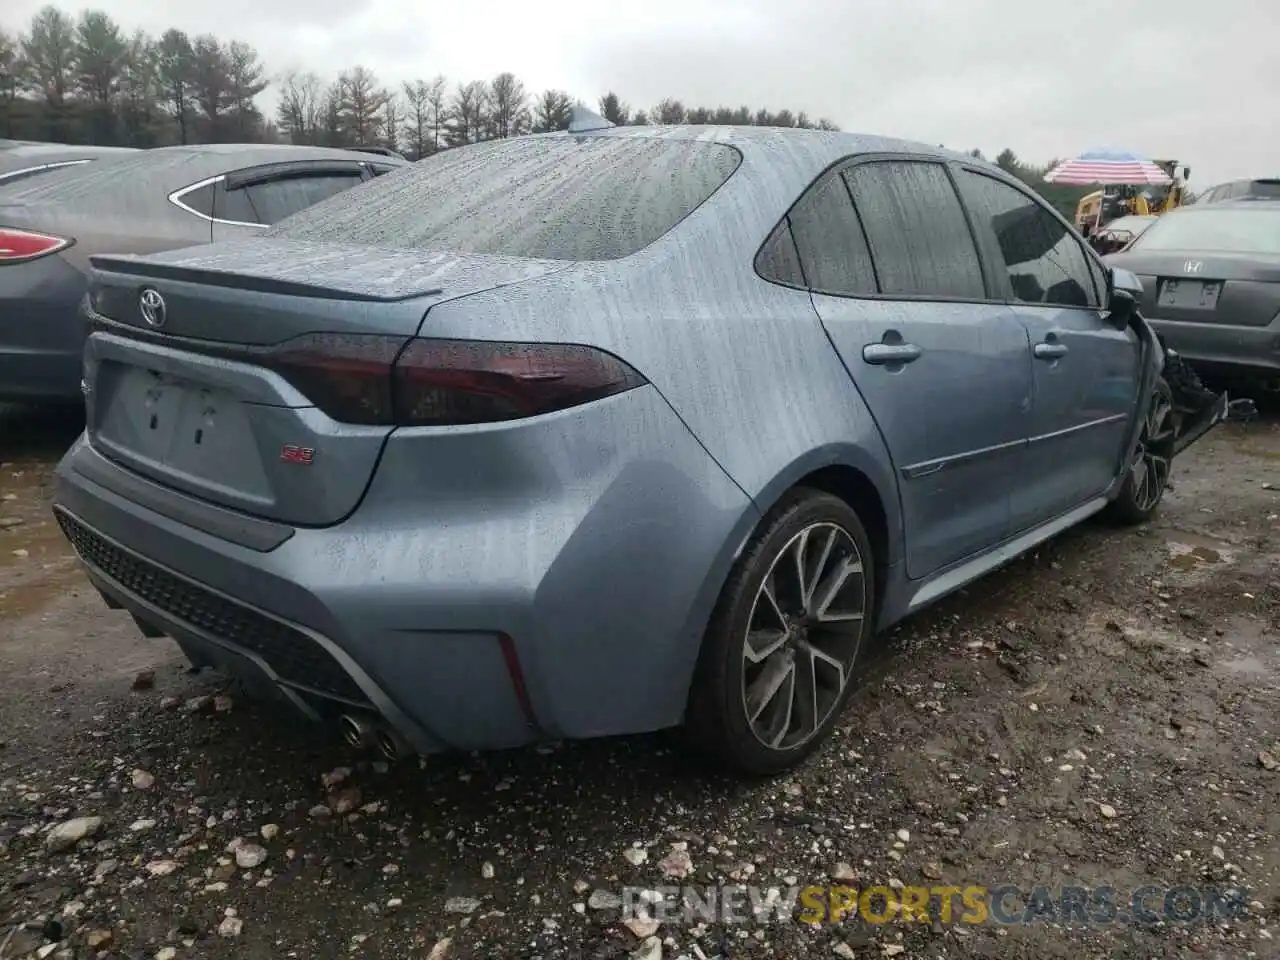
<box><xmin>139</xmin><ymin>287</ymin><xmax>167</xmax><ymax>328</ymax></box>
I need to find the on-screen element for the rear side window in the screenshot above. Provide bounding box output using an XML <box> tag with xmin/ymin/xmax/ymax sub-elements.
<box><xmin>959</xmin><ymin>171</ymin><xmax>1098</xmax><ymax>308</ymax></box>
<box><xmin>786</xmin><ymin>174</ymin><xmax>877</xmax><ymax>296</ymax></box>
<box><xmin>212</xmin><ymin>181</ymin><xmax>258</xmax><ymax>224</ymax></box>
<box><xmin>243</xmin><ymin>173</ymin><xmax>365</xmax><ymax>225</ymax></box>
<box><xmin>270</xmin><ymin>136</ymin><xmax>742</xmax><ymax>260</ymax></box>
<box><xmin>844</xmin><ymin>161</ymin><xmax>986</xmax><ymax>299</ymax></box>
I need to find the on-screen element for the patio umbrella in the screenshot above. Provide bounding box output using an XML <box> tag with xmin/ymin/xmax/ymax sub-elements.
<box><xmin>1044</xmin><ymin>149</ymin><xmax>1174</xmax><ymax>186</ymax></box>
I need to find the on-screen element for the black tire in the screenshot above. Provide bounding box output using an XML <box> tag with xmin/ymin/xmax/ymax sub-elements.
<box><xmin>1106</xmin><ymin>377</ymin><xmax>1176</xmax><ymax>526</ymax></box>
<box><xmin>684</xmin><ymin>487</ymin><xmax>876</xmax><ymax>775</ymax></box>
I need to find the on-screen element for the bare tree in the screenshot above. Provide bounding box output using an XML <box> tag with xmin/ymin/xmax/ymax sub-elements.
<box><xmin>445</xmin><ymin>79</ymin><xmax>485</xmax><ymax>146</ymax></box>
<box><xmin>381</xmin><ymin>90</ymin><xmax>402</xmax><ymax>153</ymax></box>
<box><xmin>276</xmin><ymin>69</ymin><xmax>322</xmax><ymax>144</ymax></box>
<box><xmin>117</xmin><ymin>30</ymin><xmax>160</xmax><ymax>145</ymax></box>
<box><xmin>653</xmin><ymin>97</ymin><xmax>686</xmax><ymax>125</ymax></box>
<box><xmin>487</xmin><ymin>71</ymin><xmax>528</xmax><ymax>138</ymax></box>
<box><xmin>425</xmin><ymin>74</ymin><xmax>447</xmax><ymax>152</ymax></box>
<box><xmin>401</xmin><ymin>79</ymin><xmax>429</xmax><ymax>158</ymax></box>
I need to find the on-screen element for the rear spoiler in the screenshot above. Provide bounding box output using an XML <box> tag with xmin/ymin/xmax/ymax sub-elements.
<box><xmin>88</xmin><ymin>253</ymin><xmax>442</xmax><ymax>303</ymax></box>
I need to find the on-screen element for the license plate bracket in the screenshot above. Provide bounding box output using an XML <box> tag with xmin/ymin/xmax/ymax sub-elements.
<box><xmin>1158</xmin><ymin>279</ymin><xmax>1221</xmax><ymax>310</ymax></box>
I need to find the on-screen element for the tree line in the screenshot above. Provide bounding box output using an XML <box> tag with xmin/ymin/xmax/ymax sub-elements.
<box><xmin>0</xmin><ymin>1</ymin><xmax>1108</xmax><ymax>218</ymax></box>
<box><xmin>0</xmin><ymin>5</ymin><xmax>839</xmax><ymax>157</ymax></box>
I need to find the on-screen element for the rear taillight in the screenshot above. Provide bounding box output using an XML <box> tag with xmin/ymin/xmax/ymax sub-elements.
<box><xmin>393</xmin><ymin>339</ymin><xmax>648</xmax><ymax>425</ymax></box>
<box><xmin>269</xmin><ymin>333</ymin><xmax>401</xmax><ymax>425</ymax></box>
<box><xmin>0</xmin><ymin>227</ymin><xmax>71</xmax><ymax>263</ymax></box>
<box><xmin>268</xmin><ymin>334</ymin><xmax>647</xmax><ymax>426</ymax></box>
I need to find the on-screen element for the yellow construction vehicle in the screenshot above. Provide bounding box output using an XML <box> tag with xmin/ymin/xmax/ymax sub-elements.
<box><xmin>1075</xmin><ymin>160</ymin><xmax>1190</xmax><ymax>233</ymax></box>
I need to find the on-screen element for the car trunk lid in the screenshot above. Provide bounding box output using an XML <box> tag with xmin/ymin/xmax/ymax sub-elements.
<box><xmin>1107</xmin><ymin>250</ymin><xmax>1280</xmax><ymax>328</ymax></box>
<box><xmin>85</xmin><ymin>238</ymin><xmax>571</xmax><ymax>527</ymax></box>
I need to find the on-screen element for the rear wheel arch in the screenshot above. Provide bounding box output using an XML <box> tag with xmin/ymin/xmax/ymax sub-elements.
<box><xmin>682</xmin><ymin>471</ymin><xmax>886</xmax><ymax>773</ymax></box>
<box><xmin>673</xmin><ymin>450</ymin><xmax>900</xmax><ymax>704</ymax></box>
<box><xmin>747</xmin><ymin>448</ymin><xmax>900</xmax><ymax>582</ymax></box>
<box><xmin>789</xmin><ymin>465</ymin><xmax>890</xmax><ymax>601</ymax></box>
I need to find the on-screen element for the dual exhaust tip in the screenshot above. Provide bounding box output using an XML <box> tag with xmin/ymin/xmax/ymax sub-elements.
<box><xmin>338</xmin><ymin>712</ymin><xmax>409</xmax><ymax>761</ymax></box>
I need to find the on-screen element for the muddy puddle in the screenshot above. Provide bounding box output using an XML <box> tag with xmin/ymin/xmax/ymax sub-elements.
<box><xmin>1165</xmin><ymin>532</ymin><xmax>1235</xmax><ymax>572</ymax></box>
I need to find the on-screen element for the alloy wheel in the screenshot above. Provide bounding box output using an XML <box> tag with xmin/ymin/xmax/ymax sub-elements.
<box><xmin>1129</xmin><ymin>388</ymin><xmax>1177</xmax><ymax>513</ymax></box>
<box><xmin>741</xmin><ymin>522</ymin><xmax>867</xmax><ymax>751</ymax></box>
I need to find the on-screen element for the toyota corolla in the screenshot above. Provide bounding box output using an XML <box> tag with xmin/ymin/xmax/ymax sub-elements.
<box><xmin>52</xmin><ymin>113</ymin><xmax>1220</xmax><ymax>774</ymax></box>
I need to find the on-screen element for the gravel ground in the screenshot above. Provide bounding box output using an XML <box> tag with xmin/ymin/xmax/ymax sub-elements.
<box><xmin>0</xmin><ymin>400</ymin><xmax>1277</xmax><ymax>960</ymax></box>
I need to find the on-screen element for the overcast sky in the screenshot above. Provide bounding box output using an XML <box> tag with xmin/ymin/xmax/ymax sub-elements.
<box><xmin>3</xmin><ymin>0</ymin><xmax>1276</xmax><ymax>187</ymax></box>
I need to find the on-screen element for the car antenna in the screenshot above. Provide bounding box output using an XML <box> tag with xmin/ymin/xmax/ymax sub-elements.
<box><xmin>567</xmin><ymin>105</ymin><xmax>615</xmax><ymax>134</ymax></box>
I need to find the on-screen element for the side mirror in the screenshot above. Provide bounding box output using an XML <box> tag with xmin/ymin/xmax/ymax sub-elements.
<box><xmin>1105</xmin><ymin>267</ymin><xmax>1143</xmax><ymax>327</ymax></box>
<box><xmin>1107</xmin><ymin>287</ymin><xmax>1137</xmax><ymax>327</ymax></box>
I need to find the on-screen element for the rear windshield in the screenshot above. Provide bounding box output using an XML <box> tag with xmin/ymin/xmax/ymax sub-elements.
<box><xmin>1131</xmin><ymin>208</ymin><xmax>1280</xmax><ymax>255</ymax></box>
<box><xmin>270</xmin><ymin>135</ymin><xmax>743</xmax><ymax>260</ymax></box>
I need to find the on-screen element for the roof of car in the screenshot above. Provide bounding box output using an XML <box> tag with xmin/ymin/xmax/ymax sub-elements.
<box><xmin>0</xmin><ymin>143</ymin><xmax>404</xmax><ymax>208</ymax></box>
<box><xmin>567</xmin><ymin>122</ymin><xmax>983</xmax><ymax>167</ymax></box>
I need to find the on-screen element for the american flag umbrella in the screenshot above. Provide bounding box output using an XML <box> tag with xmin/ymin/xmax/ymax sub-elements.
<box><xmin>1043</xmin><ymin>149</ymin><xmax>1174</xmax><ymax>186</ymax></box>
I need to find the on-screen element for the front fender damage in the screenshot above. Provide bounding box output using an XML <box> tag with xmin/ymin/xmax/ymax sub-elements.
<box><xmin>1118</xmin><ymin>311</ymin><xmax>1239</xmax><ymax>478</ymax></box>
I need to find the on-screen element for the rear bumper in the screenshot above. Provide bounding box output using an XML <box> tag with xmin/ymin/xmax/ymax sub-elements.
<box><xmin>52</xmin><ymin>386</ymin><xmax>758</xmax><ymax>752</ymax></box>
<box><xmin>1147</xmin><ymin>314</ymin><xmax>1280</xmax><ymax>375</ymax></box>
<box><xmin>0</xmin><ymin>255</ymin><xmax>89</xmax><ymax>402</ymax></box>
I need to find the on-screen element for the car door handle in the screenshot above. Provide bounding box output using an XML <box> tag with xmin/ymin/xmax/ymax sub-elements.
<box><xmin>862</xmin><ymin>342</ymin><xmax>922</xmax><ymax>365</ymax></box>
<box><xmin>1034</xmin><ymin>342</ymin><xmax>1069</xmax><ymax>360</ymax></box>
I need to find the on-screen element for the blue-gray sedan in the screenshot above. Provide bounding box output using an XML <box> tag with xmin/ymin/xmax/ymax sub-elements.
<box><xmin>51</xmin><ymin>116</ymin><xmax>1220</xmax><ymax>773</ymax></box>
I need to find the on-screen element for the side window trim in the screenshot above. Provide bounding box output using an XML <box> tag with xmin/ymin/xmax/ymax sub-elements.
<box><xmin>957</xmin><ymin>164</ymin><xmax>1104</xmax><ymax>310</ymax></box>
<box><xmin>169</xmin><ymin>174</ymin><xmax>267</xmax><ymax>230</ymax></box>
<box><xmin>834</xmin><ymin>168</ymin><xmax>882</xmax><ymax>293</ymax></box>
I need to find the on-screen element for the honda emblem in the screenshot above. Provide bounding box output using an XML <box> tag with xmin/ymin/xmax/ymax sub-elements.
<box><xmin>1183</xmin><ymin>260</ymin><xmax>1204</xmax><ymax>274</ymax></box>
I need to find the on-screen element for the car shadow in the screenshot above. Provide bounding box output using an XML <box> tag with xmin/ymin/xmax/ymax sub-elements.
<box><xmin>0</xmin><ymin>402</ymin><xmax>85</xmax><ymax>462</ymax></box>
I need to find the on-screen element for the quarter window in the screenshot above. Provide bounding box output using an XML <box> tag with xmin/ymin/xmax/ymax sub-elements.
<box><xmin>844</xmin><ymin>161</ymin><xmax>986</xmax><ymax>299</ymax></box>
<box><xmin>755</xmin><ymin>219</ymin><xmax>805</xmax><ymax>287</ymax></box>
<box><xmin>177</xmin><ymin>183</ymin><xmax>215</xmax><ymax>217</ymax></box>
<box><xmin>958</xmin><ymin>171</ymin><xmax>1098</xmax><ymax>308</ymax></box>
